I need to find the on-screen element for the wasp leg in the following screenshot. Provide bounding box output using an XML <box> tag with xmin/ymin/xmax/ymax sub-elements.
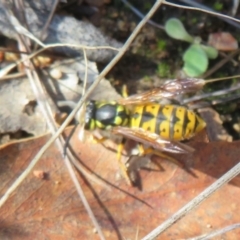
<box><xmin>116</xmin><ymin>138</ymin><xmax>133</xmax><ymax>185</ymax></box>
<box><xmin>121</xmin><ymin>84</ymin><xmax>129</xmax><ymax>98</ymax></box>
<box><xmin>90</xmin><ymin>135</ymin><xmax>108</xmax><ymax>144</ymax></box>
<box><xmin>117</xmin><ymin>138</ymin><xmax>124</xmax><ymax>160</ymax></box>
<box><xmin>137</xmin><ymin>144</ymin><xmax>183</xmax><ymax>169</ymax></box>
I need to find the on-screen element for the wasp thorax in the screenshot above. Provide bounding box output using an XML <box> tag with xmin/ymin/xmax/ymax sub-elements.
<box><xmin>85</xmin><ymin>101</ymin><xmax>130</xmax><ymax>130</ymax></box>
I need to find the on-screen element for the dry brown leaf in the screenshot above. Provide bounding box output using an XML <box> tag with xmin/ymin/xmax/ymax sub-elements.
<box><xmin>0</xmin><ymin>77</ymin><xmax>49</xmax><ymax>136</ymax></box>
<box><xmin>208</xmin><ymin>32</ymin><xmax>238</xmax><ymax>51</ymax></box>
<box><xmin>0</xmin><ymin>127</ymin><xmax>240</xmax><ymax>239</ymax></box>
<box><xmin>199</xmin><ymin>107</ymin><xmax>232</xmax><ymax>142</ymax></box>
<box><xmin>0</xmin><ymin>57</ymin><xmax>120</xmax><ymax>142</ymax></box>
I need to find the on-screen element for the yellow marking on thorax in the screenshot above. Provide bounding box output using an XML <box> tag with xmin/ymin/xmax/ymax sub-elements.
<box><xmin>96</xmin><ymin>120</ymin><xmax>105</xmax><ymax>129</ymax></box>
<box><xmin>116</xmin><ymin>105</ymin><xmax>130</xmax><ymax>127</ymax></box>
<box><xmin>114</xmin><ymin>116</ymin><xmax>123</xmax><ymax>125</ymax></box>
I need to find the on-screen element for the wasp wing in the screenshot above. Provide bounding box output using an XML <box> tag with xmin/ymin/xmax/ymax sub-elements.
<box><xmin>118</xmin><ymin>78</ymin><xmax>205</xmax><ymax>105</ymax></box>
<box><xmin>112</xmin><ymin>126</ymin><xmax>194</xmax><ymax>154</ymax></box>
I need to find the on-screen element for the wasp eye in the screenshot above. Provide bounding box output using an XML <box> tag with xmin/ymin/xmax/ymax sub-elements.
<box><xmin>84</xmin><ymin>101</ymin><xmax>95</xmax><ymax>130</ymax></box>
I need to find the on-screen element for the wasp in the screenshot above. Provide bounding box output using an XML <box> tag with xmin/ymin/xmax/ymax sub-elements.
<box><xmin>83</xmin><ymin>78</ymin><xmax>206</xmax><ymax>183</ymax></box>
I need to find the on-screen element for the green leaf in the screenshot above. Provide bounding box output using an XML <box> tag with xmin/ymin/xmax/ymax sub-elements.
<box><xmin>183</xmin><ymin>44</ymin><xmax>208</xmax><ymax>77</ymax></box>
<box><xmin>201</xmin><ymin>45</ymin><xmax>218</xmax><ymax>59</ymax></box>
<box><xmin>165</xmin><ymin>18</ymin><xmax>194</xmax><ymax>43</ymax></box>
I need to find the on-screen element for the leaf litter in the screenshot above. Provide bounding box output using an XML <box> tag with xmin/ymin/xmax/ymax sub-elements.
<box><xmin>1</xmin><ymin>0</ymin><xmax>238</xmax><ymax>239</ymax></box>
<box><xmin>0</xmin><ymin>126</ymin><xmax>240</xmax><ymax>239</ymax></box>
<box><xmin>0</xmin><ymin>57</ymin><xmax>120</xmax><ymax>143</ymax></box>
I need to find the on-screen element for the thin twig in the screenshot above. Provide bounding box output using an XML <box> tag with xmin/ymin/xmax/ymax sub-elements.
<box><xmin>178</xmin><ymin>0</ymin><xmax>240</xmax><ymax>29</ymax></box>
<box><xmin>38</xmin><ymin>0</ymin><xmax>59</xmax><ymax>42</ymax></box>
<box><xmin>0</xmin><ymin>0</ymin><xmax>165</xmax><ymax>211</ymax></box>
<box><xmin>0</xmin><ymin>43</ymin><xmax>119</xmax><ymax>78</ymax></box>
<box><xmin>9</xmin><ymin>2</ymin><xmax>106</xmax><ymax>238</ymax></box>
<box><xmin>163</xmin><ymin>0</ymin><xmax>240</xmax><ymax>24</ymax></box>
<box><xmin>121</xmin><ymin>0</ymin><xmax>164</xmax><ymax>30</ymax></box>
<box><xmin>186</xmin><ymin>223</ymin><xmax>240</xmax><ymax>240</ymax></box>
<box><xmin>0</xmin><ymin>71</ymin><xmax>26</xmax><ymax>80</ymax></box>
<box><xmin>82</xmin><ymin>48</ymin><xmax>88</xmax><ymax>96</ymax></box>
<box><xmin>142</xmin><ymin>162</ymin><xmax>240</xmax><ymax>240</ymax></box>
<box><xmin>204</xmin><ymin>74</ymin><xmax>240</xmax><ymax>84</ymax></box>
<box><xmin>203</xmin><ymin>49</ymin><xmax>240</xmax><ymax>78</ymax></box>
<box><xmin>62</xmin><ymin>153</ymin><xmax>106</xmax><ymax>240</ymax></box>
<box><xmin>211</xmin><ymin>93</ymin><xmax>240</xmax><ymax>105</ymax></box>
<box><xmin>183</xmin><ymin>83</ymin><xmax>240</xmax><ymax>104</ymax></box>
<box><xmin>64</xmin><ymin>46</ymin><xmax>110</xmax><ymax>237</ymax></box>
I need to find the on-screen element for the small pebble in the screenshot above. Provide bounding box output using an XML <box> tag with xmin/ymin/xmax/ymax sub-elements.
<box><xmin>50</xmin><ymin>68</ymin><xmax>63</xmax><ymax>79</ymax></box>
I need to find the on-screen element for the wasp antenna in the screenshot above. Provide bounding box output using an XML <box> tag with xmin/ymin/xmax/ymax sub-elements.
<box><xmin>163</xmin><ymin>78</ymin><xmax>205</xmax><ymax>93</ymax></box>
<box><xmin>205</xmin><ymin>74</ymin><xmax>240</xmax><ymax>84</ymax></box>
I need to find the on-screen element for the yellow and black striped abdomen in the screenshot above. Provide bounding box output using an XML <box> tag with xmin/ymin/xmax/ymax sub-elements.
<box><xmin>130</xmin><ymin>104</ymin><xmax>206</xmax><ymax>141</ymax></box>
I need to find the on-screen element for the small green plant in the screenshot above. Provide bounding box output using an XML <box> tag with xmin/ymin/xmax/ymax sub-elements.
<box><xmin>143</xmin><ymin>2</ymin><xmax>152</xmax><ymax>11</ymax></box>
<box><xmin>157</xmin><ymin>39</ymin><xmax>167</xmax><ymax>51</ymax></box>
<box><xmin>143</xmin><ymin>75</ymin><xmax>151</xmax><ymax>82</ymax></box>
<box><xmin>165</xmin><ymin>18</ymin><xmax>218</xmax><ymax>77</ymax></box>
<box><xmin>156</xmin><ymin>62</ymin><xmax>171</xmax><ymax>78</ymax></box>
<box><xmin>213</xmin><ymin>2</ymin><xmax>223</xmax><ymax>11</ymax></box>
